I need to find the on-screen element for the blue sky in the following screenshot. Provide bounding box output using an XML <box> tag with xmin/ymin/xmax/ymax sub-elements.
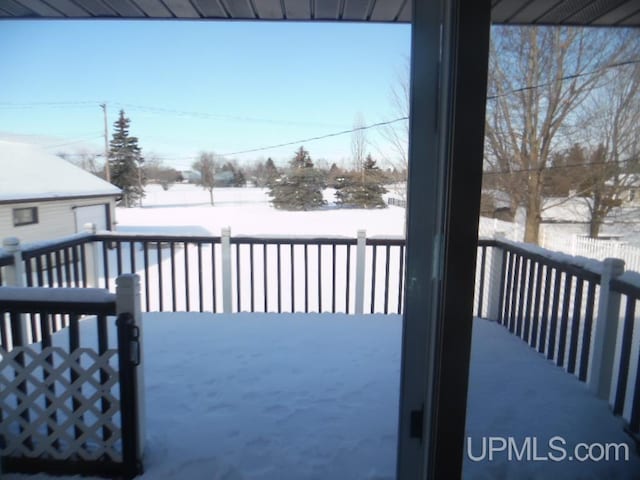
<box><xmin>0</xmin><ymin>21</ymin><xmax>410</xmax><ymax>169</ymax></box>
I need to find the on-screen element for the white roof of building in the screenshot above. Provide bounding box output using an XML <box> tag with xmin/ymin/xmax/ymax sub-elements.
<box><xmin>0</xmin><ymin>140</ymin><xmax>121</xmax><ymax>203</ymax></box>
<box><xmin>605</xmin><ymin>173</ymin><xmax>640</xmax><ymax>188</ymax></box>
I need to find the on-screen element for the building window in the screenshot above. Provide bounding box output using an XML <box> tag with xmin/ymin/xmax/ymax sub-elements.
<box><xmin>13</xmin><ymin>207</ymin><xmax>38</xmax><ymax>226</ymax></box>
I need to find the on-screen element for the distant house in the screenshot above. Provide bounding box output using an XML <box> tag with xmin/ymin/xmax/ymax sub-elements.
<box><xmin>179</xmin><ymin>170</ymin><xmax>200</xmax><ymax>183</ymax></box>
<box><xmin>481</xmin><ymin>189</ymin><xmax>514</xmax><ymax>221</ymax></box>
<box><xmin>214</xmin><ymin>170</ymin><xmax>235</xmax><ymax>187</ymax></box>
<box><xmin>609</xmin><ymin>173</ymin><xmax>640</xmax><ymax>206</ymax></box>
<box><xmin>0</xmin><ymin>141</ymin><xmax>121</xmax><ymax>244</ymax></box>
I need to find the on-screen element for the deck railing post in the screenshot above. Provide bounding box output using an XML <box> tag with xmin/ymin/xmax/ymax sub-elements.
<box><xmin>2</xmin><ymin>237</ymin><xmax>29</xmax><ymax>343</ymax></box>
<box><xmin>116</xmin><ymin>274</ymin><xmax>145</xmax><ymax>478</ymax></box>
<box><xmin>84</xmin><ymin>223</ymin><xmax>101</xmax><ymax>288</ymax></box>
<box><xmin>486</xmin><ymin>235</ymin><xmax>506</xmax><ymax>321</ymax></box>
<box><xmin>3</xmin><ymin>237</ymin><xmax>26</xmax><ymax>287</ymax></box>
<box><xmin>589</xmin><ymin>257</ymin><xmax>625</xmax><ymax>401</ymax></box>
<box><xmin>221</xmin><ymin>227</ymin><xmax>233</xmax><ymax>313</ymax></box>
<box><xmin>355</xmin><ymin>229</ymin><xmax>366</xmax><ymax>315</ymax></box>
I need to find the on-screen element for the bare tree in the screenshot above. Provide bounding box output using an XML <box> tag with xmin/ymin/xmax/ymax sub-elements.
<box><xmin>143</xmin><ymin>155</ymin><xmax>182</xmax><ymax>190</ymax></box>
<box><xmin>485</xmin><ymin>26</ymin><xmax>630</xmax><ymax>244</ymax></box>
<box><xmin>575</xmin><ymin>54</ymin><xmax>640</xmax><ymax>237</ymax></box>
<box><xmin>192</xmin><ymin>152</ymin><xmax>216</xmax><ymax>205</ymax></box>
<box><xmin>351</xmin><ymin>112</ymin><xmax>367</xmax><ymax>177</ymax></box>
<box><xmin>378</xmin><ymin>64</ymin><xmax>409</xmax><ymax>201</ymax></box>
<box><xmin>58</xmin><ymin>150</ymin><xmax>105</xmax><ymax>179</ymax></box>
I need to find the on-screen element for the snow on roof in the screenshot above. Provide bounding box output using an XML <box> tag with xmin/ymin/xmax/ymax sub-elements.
<box><xmin>0</xmin><ymin>140</ymin><xmax>121</xmax><ymax>202</ymax></box>
<box><xmin>541</xmin><ymin>196</ymin><xmax>591</xmax><ymax>223</ymax></box>
<box><xmin>605</xmin><ymin>173</ymin><xmax>640</xmax><ymax>188</ymax></box>
<box><xmin>482</xmin><ymin>189</ymin><xmax>512</xmax><ymax>209</ymax></box>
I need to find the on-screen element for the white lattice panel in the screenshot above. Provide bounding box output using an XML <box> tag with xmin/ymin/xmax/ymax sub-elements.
<box><xmin>0</xmin><ymin>346</ymin><xmax>122</xmax><ymax>462</ymax></box>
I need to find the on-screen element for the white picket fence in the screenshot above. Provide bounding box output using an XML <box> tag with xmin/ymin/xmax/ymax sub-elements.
<box><xmin>478</xmin><ymin>216</ymin><xmax>640</xmax><ymax>273</ymax></box>
<box><xmin>542</xmin><ymin>234</ymin><xmax>640</xmax><ymax>273</ymax></box>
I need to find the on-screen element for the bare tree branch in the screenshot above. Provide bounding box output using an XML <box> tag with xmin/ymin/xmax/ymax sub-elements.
<box><xmin>484</xmin><ymin>26</ymin><xmax>633</xmax><ymax>244</ymax></box>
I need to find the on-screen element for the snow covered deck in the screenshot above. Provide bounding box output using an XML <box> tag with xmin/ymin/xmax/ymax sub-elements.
<box><xmin>5</xmin><ymin>314</ymin><xmax>640</xmax><ymax>480</ymax></box>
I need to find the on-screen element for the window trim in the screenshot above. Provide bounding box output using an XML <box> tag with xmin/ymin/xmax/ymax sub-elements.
<box><xmin>396</xmin><ymin>1</ymin><xmax>491</xmax><ymax>478</ymax></box>
<box><xmin>13</xmin><ymin>206</ymin><xmax>39</xmax><ymax>227</ymax></box>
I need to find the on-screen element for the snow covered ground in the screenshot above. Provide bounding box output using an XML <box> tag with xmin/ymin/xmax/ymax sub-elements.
<box><xmin>117</xmin><ymin>184</ymin><xmax>406</xmax><ymax>238</ymax></box>
<box><xmin>5</xmin><ymin>316</ymin><xmax>638</xmax><ymax>480</ymax></box>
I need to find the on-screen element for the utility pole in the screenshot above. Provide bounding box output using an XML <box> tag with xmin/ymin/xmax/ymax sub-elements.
<box><xmin>100</xmin><ymin>103</ymin><xmax>111</xmax><ymax>182</ymax></box>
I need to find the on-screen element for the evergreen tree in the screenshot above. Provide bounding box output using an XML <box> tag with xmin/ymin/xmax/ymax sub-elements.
<box><xmin>249</xmin><ymin>158</ymin><xmax>278</xmax><ymax>187</ymax></box>
<box><xmin>335</xmin><ymin>155</ymin><xmax>387</xmax><ymax>208</ymax></box>
<box><xmin>327</xmin><ymin>162</ymin><xmax>344</xmax><ymax>188</ymax></box>
<box><xmin>264</xmin><ymin>157</ymin><xmax>279</xmax><ymax>187</ymax></box>
<box><xmin>268</xmin><ymin>147</ymin><xmax>326</xmax><ymax>211</ymax></box>
<box><xmin>109</xmin><ymin>110</ymin><xmax>145</xmax><ymax>207</ymax></box>
<box><xmin>234</xmin><ymin>166</ymin><xmax>247</xmax><ymax>187</ymax></box>
<box><xmin>219</xmin><ymin>161</ymin><xmax>247</xmax><ymax>187</ymax></box>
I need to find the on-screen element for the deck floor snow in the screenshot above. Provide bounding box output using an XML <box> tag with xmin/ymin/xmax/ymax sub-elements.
<box><xmin>4</xmin><ymin>315</ymin><xmax>639</xmax><ymax>479</ymax></box>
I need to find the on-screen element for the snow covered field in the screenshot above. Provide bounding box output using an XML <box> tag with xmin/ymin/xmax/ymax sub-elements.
<box><xmin>117</xmin><ymin>184</ymin><xmax>406</xmax><ymax>238</ymax></box>
<box><xmin>5</xmin><ymin>316</ymin><xmax>639</xmax><ymax>480</ymax></box>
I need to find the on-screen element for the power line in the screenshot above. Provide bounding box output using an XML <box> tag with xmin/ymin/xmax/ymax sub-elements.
<box><xmin>0</xmin><ymin>101</ymin><xmax>99</xmax><ymax>108</ymax></box>
<box><xmin>0</xmin><ymin>99</ymin><xmax>349</xmax><ymax>130</ymax></box>
<box><xmin>218</xmin><ymin>59</ymin><xmax>640</xmax><ymax>157</ymax></box>
<box><xmin>486</xmin><ymin>58</ymin><xmax>640</xmax><ymax>100</ymax></box>
<box><xmin>42</xmin><ymin>133</ymin><xmax>104</xmax><ymax>149</ymax></box>
<box><xmin>483</xmin><ymin>157</ymin><xmax>638</xmax><ymax>176</ymax></box>
<box><xmin>220</xmin><ymin>118</ymin><xmax>407</xmax><ymax>156</ymax></box>
<box><xmin>2</xmin><ymin>57</ymin><xmax>637</xmax><ymax>160</ymax></box>
<box><xmin>114</xmin><ymin>103</ymin><xmax>350</xmax><ymax>130</ymax></box>
<box><xmin>55</xmin><ymin>152</ymin><xmax>101</xmax><ymax>157</ymax></box>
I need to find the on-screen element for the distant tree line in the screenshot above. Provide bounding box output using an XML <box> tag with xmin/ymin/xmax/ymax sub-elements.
<box><xmin>58</xmin><ymin>111</ymin><xmax>394</xmax><ymax>212</ymax></box>
<box><xmin>191</xmin><ymin>153</ymin><xmax>248</xmax><ymax>205</ymax></box>
<box><xmin>266</xmin><ymin>146</ymin><xmax>389</xmax><ymax>211</ymax></box>
<box><xmin>188</xmin><ymin>146</ymin><xmax>393</xmax><ymax>211</ymax></box>
<box><xmin>143</xmin><ymin>158</ymin><xmax>183</xmax><ymax>190</ymax></box>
